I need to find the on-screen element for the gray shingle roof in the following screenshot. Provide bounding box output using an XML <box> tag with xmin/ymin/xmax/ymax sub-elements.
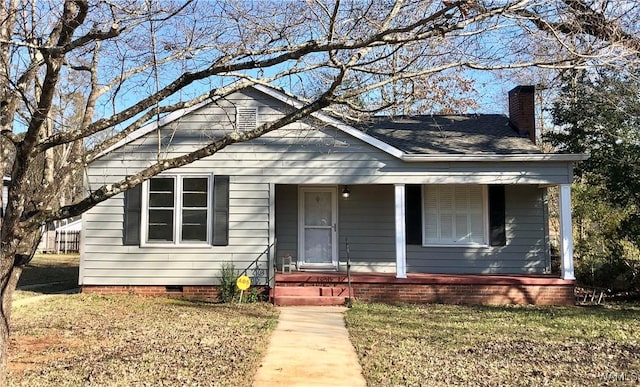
<box><xmin>354</xmin><ymin>114</ymin><xmax>541</xmax><ymax>155</ymax></box>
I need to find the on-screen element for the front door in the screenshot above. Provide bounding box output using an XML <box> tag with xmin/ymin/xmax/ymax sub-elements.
<box><xmin>298</xmin><ymin>186</ymin><xmax>338</xmax><ymax>269</ymax></box>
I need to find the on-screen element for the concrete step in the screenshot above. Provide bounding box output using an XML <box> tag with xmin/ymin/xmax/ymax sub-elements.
<box><xmin>272</xmin><ymin>286</ymin><xmax>354</xmax><ymax>306</ymax></box>
<box><xmin>273</xmin><ymin>286</ymin><xmax>351</xmax><ymax>297</ymax></box>
<box><xmin>275</xmin><ymin>272</ymin><xmax>348</xmax><ymax>284</ymax></box>
<box><xmin>273</xmin><ymin>295</ymin><xmax>348</xmax><ymax>306</ymax></box>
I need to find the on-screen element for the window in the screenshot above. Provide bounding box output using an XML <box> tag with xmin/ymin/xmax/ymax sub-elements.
<box><xmin>423</xmin><ymin>185</ymin><xmax>488</xmax><ymax>246</ymax></box>
<box><xmin>143</xmin><ymin>175</ymin><xmax>211</xmax><ymax>245</ymax></box>
<box><xmin>148</xmin><ymin>178</ymin><xmax>176</xmax><ymax>242</ymax></box>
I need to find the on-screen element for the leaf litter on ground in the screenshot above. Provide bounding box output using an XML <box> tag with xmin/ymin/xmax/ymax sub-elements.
<box><xmin>9</xmin><ymin>294</ymin><xmax>278</xmax><ymax>387</ymax></box>
<box><xmin>346</xmin><ymin>302</ymin><xmax>640</xmax><ymax>387</ymax></box>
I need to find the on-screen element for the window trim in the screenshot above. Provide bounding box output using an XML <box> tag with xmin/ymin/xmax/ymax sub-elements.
<box><xmin>140</xmin><ymin>173</ymin><xmax>214</xmax><ymax>247</ymax></box>
<box><xmin>421</xmin><ymin>184</ymin><xmax>489</xmax><ymax>247</ymax></box>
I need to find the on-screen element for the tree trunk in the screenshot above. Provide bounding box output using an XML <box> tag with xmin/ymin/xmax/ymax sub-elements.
<box><xmin>0</xmin><ymin>262</ymin><xmax>23</xmax><ymax>387</ymax></box>
<box><xmin>0</xmin><ymin>228</ymin><xmax>41</xmax><ymax>386</ymax></box>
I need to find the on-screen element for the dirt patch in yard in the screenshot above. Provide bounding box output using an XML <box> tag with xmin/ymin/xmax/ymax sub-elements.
<box><xmin>9</xmin><ymin>334</ymin><xmax>89</xmax><ymax>376</ymax></box>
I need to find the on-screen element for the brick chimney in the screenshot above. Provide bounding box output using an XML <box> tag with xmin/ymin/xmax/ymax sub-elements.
<box><xmin>508</xmin><ymin>85</ymin><xmax>536</xmax><ymax>144</ymax></box>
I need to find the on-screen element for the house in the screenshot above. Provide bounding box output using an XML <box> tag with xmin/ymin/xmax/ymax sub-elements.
<box><xmin>80</xmin><ymin>84</ymin><xmax>585</xmax><ymax>305</ymax></box>
<box><xmin>3</xmin><ymin>174</ymin><xmax>81</xmax><ymax>254</ymax></box>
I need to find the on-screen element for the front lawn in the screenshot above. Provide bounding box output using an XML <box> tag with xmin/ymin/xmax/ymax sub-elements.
<box><xmin>16</xmin><ymin>253</ymin><xmax>80</xmax><ymax>297</ymax></box>
<box><xmin>9</xmin><ymin>294</ymin><xmax>278</xmax><ymax>386</ymax></box>
<box><xmin>346</xmin><ymin>303</ymin><xmax>640</xmax><ymax>386</ymax></box>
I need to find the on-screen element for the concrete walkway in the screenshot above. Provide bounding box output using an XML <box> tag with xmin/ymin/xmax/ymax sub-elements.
<box><xmin>12</xmin><ymin>287</ymin><xmax>80</xmax><ymax>307</ymax></box>
<box><xmin>252</xmin><ymin>306</ymin><xmax>367</xmax><ymax>387</ymax></box>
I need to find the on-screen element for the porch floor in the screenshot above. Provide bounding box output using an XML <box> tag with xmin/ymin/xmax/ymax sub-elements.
<box><xmin>275</xmin><ymin>271</ymin><xmax>574</xmax><ymax>286</ymax></box>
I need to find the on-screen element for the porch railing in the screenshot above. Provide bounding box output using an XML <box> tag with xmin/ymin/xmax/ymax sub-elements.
<box><xmin>239</xmin><ymin>239</ymin><xmax>275</xmax><ymax>286</ymax></box>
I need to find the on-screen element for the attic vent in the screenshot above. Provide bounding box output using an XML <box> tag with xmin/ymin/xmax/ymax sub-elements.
<box><xmin>236</xmin><ymin>107</ymin><xmax>258</xmax><ymax>131</ymax></box>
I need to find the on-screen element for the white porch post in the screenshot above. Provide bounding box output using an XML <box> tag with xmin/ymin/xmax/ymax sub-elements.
<box><xmin>268</xmin><ymin>183</ymin><xmax>276</xmax><ymax>286</ymax></box>
<box><xmin>558</xmin><ymin>184</ymin><xmax>576</xmax><ymax>280</ymax></box>
<box><xmin>394</xmin><ymin>184</ymin><xmax>407</xmax><ymax>279</ymax></box>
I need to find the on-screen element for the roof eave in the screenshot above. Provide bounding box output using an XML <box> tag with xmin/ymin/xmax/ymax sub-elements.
<box><xmin>400</xmin><ymin>153</ymin><xmax>589</xmax><ymax>162</ymax></box>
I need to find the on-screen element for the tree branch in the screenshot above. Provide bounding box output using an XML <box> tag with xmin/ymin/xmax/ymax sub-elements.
<box><xmin>23</xmin><ymin>88</ymin><xmax>339</xmax><ymax>226</ymax></box>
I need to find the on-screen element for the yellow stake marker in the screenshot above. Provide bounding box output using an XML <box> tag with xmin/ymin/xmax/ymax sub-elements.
<box><xmin>236</xmin><ymin>275</ymin><xmax>251</xmax><ymax>303</ymax></box>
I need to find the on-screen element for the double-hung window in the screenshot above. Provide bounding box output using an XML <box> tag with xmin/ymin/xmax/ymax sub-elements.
<box><xmin>143</xmin><ymin>175</ymin><xmax>211</xmax><ymax>245</ymax></box>
<box><xmin>423</xmin><ymin>184</ymin><xmax>488</xmax><ymax>246</ymax></box>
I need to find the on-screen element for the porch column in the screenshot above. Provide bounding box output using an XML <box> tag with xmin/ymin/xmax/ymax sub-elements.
<box><xmin>394</xmin><ymin>184</ymin><xmax>407</xmax><ymax>279</ymax></box>
<box><xmin>268</xmin><ymin>183</ymin><xmax>276</xmax><ymax>287</ymax></box>
<box><xmin>558</xmin><ymin>184</ymin><xmax>575</xmax><ymax>280</ymax></box>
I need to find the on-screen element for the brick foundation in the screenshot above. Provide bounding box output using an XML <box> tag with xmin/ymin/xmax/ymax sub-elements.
<box><xmin>83</xmin><ymin>275</ymin><xmax>576</xmax><ymax>306</ymax></box>
<box><xmin>83</xmin><ymin>285</ymin><xmax>269</xmax><ymax>302</ymax></box>
<box><xmin>82</xmin><ymin>285</ymin><xmax>222</xmax><ymax>300</ymax></box>
<box><xmin>350</xmin><ymin>283</ymin><xmax>575</xmax><ymax>305</ymax></box>
<box><xmin>275</xmin><ymin>273</ymin><xmax>576</xmax><ymax>306</ymax></box>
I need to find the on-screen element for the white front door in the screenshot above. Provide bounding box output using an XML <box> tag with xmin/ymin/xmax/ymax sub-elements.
<box><xmin>298</xmin><ymin>186</ymin><xmax>338</xmax><ymax>269</ymax></box>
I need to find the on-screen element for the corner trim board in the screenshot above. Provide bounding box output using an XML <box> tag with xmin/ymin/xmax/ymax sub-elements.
<box><xmin>394</xmin><ymin>184</ymin><xmax>407</xmax><ymax>279</ymax></box>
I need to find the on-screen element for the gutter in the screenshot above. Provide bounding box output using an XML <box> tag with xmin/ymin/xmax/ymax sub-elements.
<box><xmin>400</xmin><ymin>153</ymin><xmax>588</xmax><ymax>162</ymax></box>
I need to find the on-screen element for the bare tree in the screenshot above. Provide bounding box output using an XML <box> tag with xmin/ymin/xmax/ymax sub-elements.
<box><xmin>0</xmin><ymin>0</ymin><xmax>638</xmax><ymax>381</ymax></box>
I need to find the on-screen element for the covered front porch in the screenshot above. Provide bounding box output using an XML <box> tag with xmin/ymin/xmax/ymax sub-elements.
<box><xmin>271</xmin><ymin>183</ymin><xmax>576</xmax><ymax>305</ymax></box>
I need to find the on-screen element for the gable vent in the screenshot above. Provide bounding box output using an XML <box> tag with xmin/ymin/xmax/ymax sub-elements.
<box><xmin>236</xmin><ymin>107</ymin><xmax>258</xmax><ymax>131</ymax></box>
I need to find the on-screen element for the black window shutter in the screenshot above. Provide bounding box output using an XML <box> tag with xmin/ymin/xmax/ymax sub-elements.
<box><xmin>212</xmin><ymin>175</ymin><xmax>230</xmax><ymax>246</ymax></box>
<box><xmin>123</xmin><ymin>184</ymin><xmax>142</xmax><ymax>245</ymax></box>
<box><xmin>405</xmin><ymin>184</ymin><xmax>422</xmax><ymax>245</ymax></box>
<box><xmin>489</xmin><ymin>185</ymin><xmax>506</xmax><ymax>246</ymax></box>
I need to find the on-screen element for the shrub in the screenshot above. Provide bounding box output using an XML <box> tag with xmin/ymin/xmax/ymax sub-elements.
<box><xmin>245</xmin><ymin>288</ymin><xmax>266</xmax><ymax>303</ymax></box>
<box><xmin>218</xmin><ymin>262</ymin><xmax>239</xmax><ymax>303</ymax></box>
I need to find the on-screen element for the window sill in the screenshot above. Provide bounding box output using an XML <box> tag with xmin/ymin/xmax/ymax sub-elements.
<box><xmin>421</xmin><ymin>243</ymin><xmax>490</xmax><ymax>248</ymax></box>
<box><xmin>140</xmin><ymin>242</ymin><xmax>213</xmax><ymax>248</ymax></box>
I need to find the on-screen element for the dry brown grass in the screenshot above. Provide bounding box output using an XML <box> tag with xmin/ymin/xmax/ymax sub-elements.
<box><xmin>346</xmin><ymin>302</ymin><xmax>640</xmax><ymax>387</ymax></box>
<box><xmin>9</xmin><ymin>294</ymin><xmax>278</xmax><ymax>386</ymax></box>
